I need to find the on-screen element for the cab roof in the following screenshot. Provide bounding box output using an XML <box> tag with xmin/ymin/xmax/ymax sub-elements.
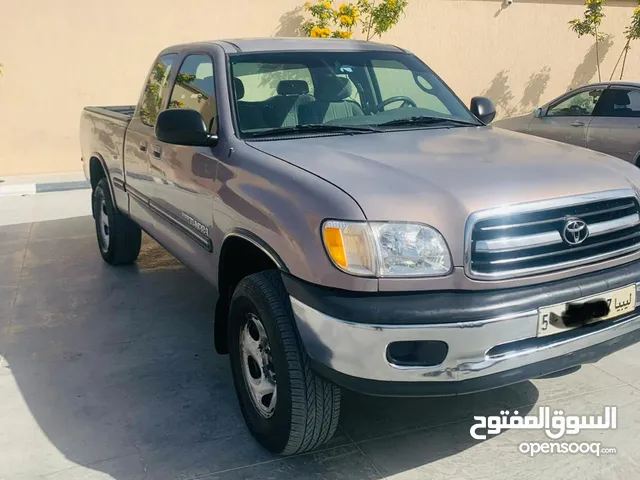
<box><xmin>168</xmin><ymin>37</ymin><xmax>406</xmax><ymax>54</ymax></box>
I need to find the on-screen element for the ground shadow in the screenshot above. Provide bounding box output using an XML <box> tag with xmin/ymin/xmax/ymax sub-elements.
<box><xmin>568</xmin><ymin>35</ymin><xmax>614</xmax><ymax>89</ymax></box>
<box><xmin>273</xmin><ymin>7</ymin><xmax>305</xmax><ymax>38</ymax></box>
<box><xmin>537</xmin><ymin>365</ymin><xmax>581</xmax><ymax>379</ymax></box>
<box><xmin>0</xmin><ymin>217</ymin><xmax>539</xmax><ymax>479</ymax></box>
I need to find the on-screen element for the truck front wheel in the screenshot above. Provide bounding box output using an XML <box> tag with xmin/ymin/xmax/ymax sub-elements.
<box><xmin>93</xmin><ymin>178</ymin><xmax>141</xmax><ymax>265</ymax></box>
<box><xmin>228</xmin><ymin>270</ymin><xmax>341</xmax><ymax>455</ymax></box>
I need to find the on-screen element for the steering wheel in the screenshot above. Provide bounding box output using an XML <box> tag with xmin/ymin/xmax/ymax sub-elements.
<box><xmin>568</xmin><ymin>104</ymin><xmax>587</xmax><ymax>115</ymax></box>
<box><xmin>372</xmin><ymin>96</ymin><xmax>417</xmax><ymax>113</ymax></box>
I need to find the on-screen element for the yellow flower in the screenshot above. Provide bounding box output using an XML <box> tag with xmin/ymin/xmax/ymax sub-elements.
<box><xmin>387</xmin><ymin>0</ymin><xmax>396</xmax><ymax>6</ymax></box>
<box><xmin>339</xmin><ymin>14</ymin><xmax>353</xmax><ymax>25</ymax></box>
<box><xmin>339</xmin><ymin>3</ymin><xmax>348</xmax><ymax>10</ymax></box>
<box><xmin>322</xmin><ymin>0</ymin><xmax>331</xmax><ymax>8</ymax></box>
<box><xmin>336</xmin><ymin>30</ymin><xmax>352</xmax><ymax>38</ymax></box>
<box><xmin>634</xmin><ymin>5</ymin><xmax>640</xmax><ymax>15</ymax></box>
<box><xmin>311</xmin><ymin>26</ymin><xmax>332</xmax><ymax>37</ymax></box>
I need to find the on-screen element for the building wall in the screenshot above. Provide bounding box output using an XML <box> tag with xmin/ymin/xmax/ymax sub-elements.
<box><xmin>0</xmin><ymin>0</ymin><xmax>638</xmax><ymax>176</ymax></box>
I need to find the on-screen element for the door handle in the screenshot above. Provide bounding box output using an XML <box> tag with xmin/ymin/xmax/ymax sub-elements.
<box><xmin>139</xmin><ymin>141</ymin><xmax>148</xmax><ymax>152</ymax></box>
<box><xmin>571</xmin><ymin>121</ymin><xmax>585</xmax><ymax>127</ymax></box>
<box><xmin>150</xmin><ymin>164</ymin><xmax>167</xmax><ymax>177</ymax></box>
<box><xmin>152</xmin><ymin>147</ymin><xmax>162</xmax><ymax>159</ymax></box>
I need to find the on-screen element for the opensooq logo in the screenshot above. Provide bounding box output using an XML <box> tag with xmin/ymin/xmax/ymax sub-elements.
<box><xmin>469</xmin><ymin>406</ymin><xmax>617</xmax><ymax>441</ymax></box>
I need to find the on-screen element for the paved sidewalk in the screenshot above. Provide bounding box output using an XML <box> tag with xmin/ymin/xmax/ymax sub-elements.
<box><xmin>1</xmin><ymin>192</ymin><xmax>640</xmax><ymax>480</ymax></box>
<box><xmin>0</xmin><ymin>172</ymin><xmax>89</xmax><ymax>196</ymax></box>
<box><xmin>0</xmin><ymin>189</ymin><xmax>91</xmax><ymax>227</ymax></box>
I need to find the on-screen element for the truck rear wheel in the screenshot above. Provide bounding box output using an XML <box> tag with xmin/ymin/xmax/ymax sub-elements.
<box><xmin>93</xmin><ymin>178</ymin><xmax>141</xmax><ymax>265</ymax></box>
<box><xmin>228</xmin><ymin>270</ymin><xmax>341</xmax><ymax>455</ymax></box>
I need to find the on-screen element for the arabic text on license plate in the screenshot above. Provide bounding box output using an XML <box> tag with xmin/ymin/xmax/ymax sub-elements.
<box><xmin>537</xmin><ymin>284</ymin><xmax>636</xmax><ymax>337</ymax></box>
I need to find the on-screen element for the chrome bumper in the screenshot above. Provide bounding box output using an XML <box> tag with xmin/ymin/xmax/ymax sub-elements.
<box><xmin>290</xmin><ymin>285</ymin><xmax>640</xmax><ymax>384</ymax></box>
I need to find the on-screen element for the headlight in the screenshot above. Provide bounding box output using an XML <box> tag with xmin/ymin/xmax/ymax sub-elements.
<box><xmin>322</xmin><ymin>220</ymin><xmax>452</xmax><ymax>277</ymax></box>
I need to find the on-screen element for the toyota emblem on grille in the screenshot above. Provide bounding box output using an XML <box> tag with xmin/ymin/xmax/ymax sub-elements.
<box><xmin>562</xmin><ymin>218</ymin><xmax>589</xmax><ymax>245</ymax></box>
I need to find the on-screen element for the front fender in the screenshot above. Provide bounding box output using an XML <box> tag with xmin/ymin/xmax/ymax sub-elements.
<box><xmin>212</xmin><ymin>142</ymin><xmax>378</xmax><ymax>293</ymax></box>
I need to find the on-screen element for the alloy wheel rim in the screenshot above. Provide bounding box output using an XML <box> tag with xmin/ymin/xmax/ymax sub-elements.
<box><xmin>240</xmin><ymin>312</ymin><xmax>277</xmax><ymax>418</ymax></box>
<box><xmin>98</xmin><ymin>197</ymin><xmax>110</xmax><ymax>251</ymax></box>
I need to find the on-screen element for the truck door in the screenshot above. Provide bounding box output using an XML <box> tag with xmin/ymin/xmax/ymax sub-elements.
<box><xmin>528</xmin><ymin>87</ymin><xmax>604</xmax><ymax>147</ymax></box>
<box><xmin>124</xmin><ymin>54</ymin><xmax>177</xmax><ymax>207</ymax></box>
<box><xmin>151</xmin><ymin>53</ymin><xmax>219</xmax><ymax>255</ymax></box>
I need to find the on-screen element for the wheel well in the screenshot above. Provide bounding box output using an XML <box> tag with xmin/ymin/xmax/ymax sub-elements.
<box><xmin>634</xmin><ymin>152</ymin><xmax>640</xmax><ymax>166</ymax></box>
<box><xmin>214</xmin><ymin>236</ymin><xmax>280</xmax><ymax>354</ymax></box>
<box><xmin>89</xmin><ymin>156</ymin><xmax>106</xmax><ymax>191</ymax></box>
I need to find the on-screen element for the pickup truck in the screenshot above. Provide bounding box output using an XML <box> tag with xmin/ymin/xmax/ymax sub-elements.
<box><xmin>80</xmin><ymin>37</ymin><xmax>640</xmax><ymax>455</ymax></box>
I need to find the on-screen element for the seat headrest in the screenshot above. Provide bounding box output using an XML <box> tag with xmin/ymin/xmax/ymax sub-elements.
<box><xmin>315</xmin><ymin>76</ymin><xmax>353</xmax><ymax>102</ymax></box>
<box><xmin>277</xmin><ymin>80</ymin><xmax>310</xmax><ymax>96</ymax></box>
<box><xmin>193</xmin><ymin>76</ymin><xmax>213</xmax><ymax>93</ymax></box>
<box><xmin>611</xmin><ymin>90</ymin><xmax>631</xmax><ymax>106</ymax></box>
<box><xmin>234</xmin><ymin>77</ymin><xmax>245</xmax><ymax>100</ymax></box>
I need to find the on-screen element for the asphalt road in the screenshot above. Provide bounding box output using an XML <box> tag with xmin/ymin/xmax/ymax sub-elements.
<box><xmin>1</xmin><ymin>190</ymin><xmax>640</xmax><ymax>480</ymax></box>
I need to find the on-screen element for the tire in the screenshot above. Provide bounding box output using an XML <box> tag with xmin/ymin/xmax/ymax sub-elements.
<box><xmin>93</xmin><ymin>178</ymin><xmax>141</xmax><ymax>265</ymax></box>
<box><xmin>228</xmin><ymin>270</ymin><xmax>341</xmax><ymax>455</ymax></box>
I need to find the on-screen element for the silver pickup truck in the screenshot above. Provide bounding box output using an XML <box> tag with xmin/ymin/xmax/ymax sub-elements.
<box><xmin>80</xmin><ymin>37</ymin><xmax>640</xmax><ymax>455</ymax></box>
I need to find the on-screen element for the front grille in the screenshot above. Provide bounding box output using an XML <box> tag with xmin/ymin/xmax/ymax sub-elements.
<box><xmin>467</xmin><ymin>193</ymin><xmax>640</xmax><ymax>279</ymax></box>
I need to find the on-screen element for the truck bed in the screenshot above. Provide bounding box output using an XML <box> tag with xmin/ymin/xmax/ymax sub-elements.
<box><xmin>79</xmin><ymin>105</ymin><xmax>136</xmax><ymax>188</ymax></box>
<box><xmin>83</xmin><ymin>105</ymin><xmax>135</xmax><ymax>122</ymax></box>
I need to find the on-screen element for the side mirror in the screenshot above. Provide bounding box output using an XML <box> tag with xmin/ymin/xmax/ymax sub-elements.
<box><xmin>470</xmin><ymin>96</ymin><xmax>496</xmax><ymax>124</ymax></box>
<box><xmin>155</xmin><ymin>109</ymin><xmax>218</xmax><ymax>147</ymax></box>
<box><xmin>534</xmin><ymin>107</ymin><xmax>543</xmax><ymax>118</ymax></box>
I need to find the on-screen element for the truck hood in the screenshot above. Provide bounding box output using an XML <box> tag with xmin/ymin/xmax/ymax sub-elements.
<box><xmin>249</xmin><ymin>126</ymin><xmax>640</xmax><ymax>264</ymax></box>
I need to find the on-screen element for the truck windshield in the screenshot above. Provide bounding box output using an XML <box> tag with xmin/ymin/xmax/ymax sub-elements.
<box><xmin>229</xmin><ymin>50</ymin><xmax>479</xmax><ymax>137</ymax></box>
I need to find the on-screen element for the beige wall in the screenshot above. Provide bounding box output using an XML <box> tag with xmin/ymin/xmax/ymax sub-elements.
<box><xmin>1</xmin><ymin>0</ymin><xmax>639</xmax><ymax>176</ymax></box>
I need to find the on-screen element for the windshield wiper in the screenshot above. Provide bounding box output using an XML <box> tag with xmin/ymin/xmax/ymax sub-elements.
<box><xmin>377</xmin><ymin>116</ymin><xmax>480</xmax><ymax>128</ymax></box>
<box><xmin>245</xmin><ymin>123</ymin><xmax>382</xmax><ymax>138</ymax></box>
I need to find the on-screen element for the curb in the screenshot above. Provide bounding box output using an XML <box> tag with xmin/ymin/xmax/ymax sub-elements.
<box><xmin>0</xmin><ymin>180</ymin><xmax>91</xmax><ymax>197</ymax></box>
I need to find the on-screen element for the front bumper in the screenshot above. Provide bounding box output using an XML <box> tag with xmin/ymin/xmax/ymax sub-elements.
<box><xmin>284</xmin><ymin>261</ymin><xmax>640</xmax><ymax>396</ymax></box>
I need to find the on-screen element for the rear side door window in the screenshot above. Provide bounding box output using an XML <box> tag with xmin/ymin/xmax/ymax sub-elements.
<box><xmin>593</xmin><ymin>88</ymin><xmax>640</xmax><ymax>117</ymax></box>
<box><xmin>628</xmin><ymin>89</ymin><xmax>640</xmax><ymax>117</ymax></box>
<box><xmin>168</xmin><ymin>54</ymin><xmax>218</xmax><ymax>132</ymax></box>
<box><xmin>139</xmin><ymin>54</ymin><xmax>177</xmax><ymax>126</ymax></box>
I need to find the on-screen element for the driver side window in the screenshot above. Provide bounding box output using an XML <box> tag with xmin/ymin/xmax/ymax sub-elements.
<box><xmin>547</xmin><ymin>89</ymin><xmax>604</xmax><ymax>117</ymax></box>
<box><xmin>168</xmin><ymin>54</ymin><xmax>217</xmax><ymax>132</ymax></box>
<box><xmin>370</xmin><ymin>59</ymin><xmax>450</xmax><ymax>115</ymax></box>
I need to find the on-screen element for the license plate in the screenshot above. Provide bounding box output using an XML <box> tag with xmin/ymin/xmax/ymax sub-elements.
<box><xmin>537</xmin><ymin>284</ymin><xmax>636</xmax><ymax>337</ymax></box>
